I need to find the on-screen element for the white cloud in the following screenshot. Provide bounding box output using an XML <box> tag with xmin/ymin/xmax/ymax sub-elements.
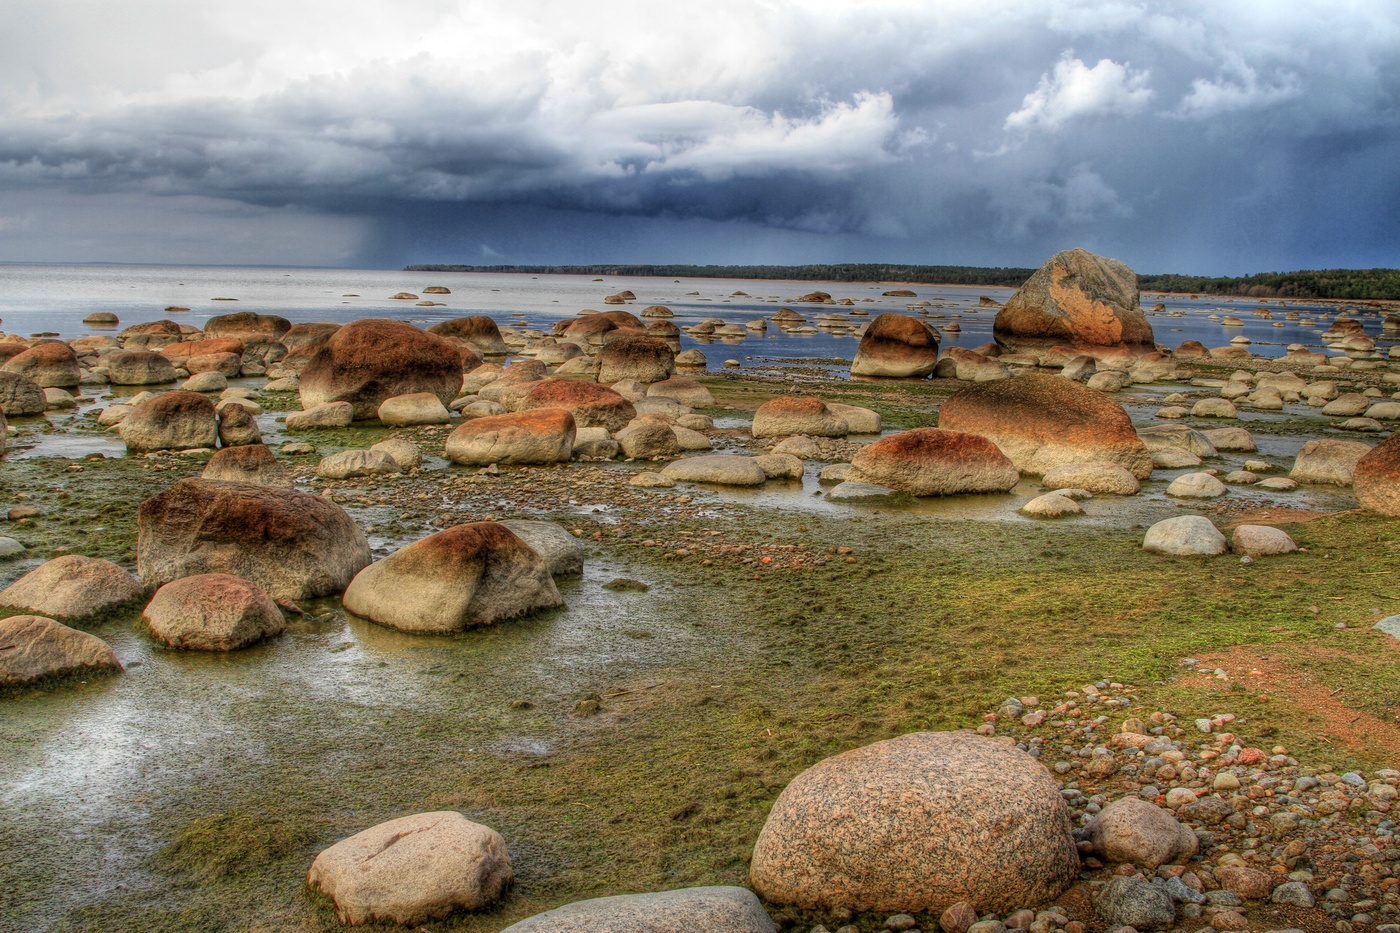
<box><xmin>1173</xmin><ymin>59</ymin><xmax>1302</xmax><ymax>118</ymax></box>
<box><xmin>1005</xmin><ymin>53</ymin><xmax>1154</xmax><ymax>131</ymax></box>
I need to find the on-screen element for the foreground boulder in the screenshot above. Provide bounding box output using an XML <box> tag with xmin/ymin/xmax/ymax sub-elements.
<box><xmin>445</xmin><ymin>409</ymin><xmax>576</xmax><ymax>465</ymax></box>
<box><xmin>752</xmin><ymin>397</ymin><xmax>848</xmax><ymax>438</ymax></box>
<box><xmin>118</xmin><ymin>391</ymin><xmax>218</xmax><ymax>452</ymax></box>
<box><xmin>0</xmin><ymin>371</ymin><xmax>47</xmax><ymax>416</ymax></box>
<box><xmin>143</xmin><ymin>573</ymin><xmax>285</xmax><ymax>650</ymax></box>
<box><xmin>1353</xmin><ymin>432</ymin><xmax>1400</xmax><ymax>515</ymax></box>
<box><xmin>1291</xmin><ymin>438</ymin><xmax>1373</xmax><ymax>485</ymax></box>
<box><xmin>1087</xmin><ymin>797</ymin><xmax>1198</xmax><ymax>870</ymax></box>
<box><xmin>104</xmin><ymin>350</ymin><xmax>178</xmax><ymax>385</ymax></box>
<box><xmin>137</xmin><ymin>479</ymin><xmax>371</xmax><ymax>600</ymax></box>
<box><xmin>1142</xmin><ymin>516</ymin><xmax>1226</xmax><ymax>556</ymax></box>
<box><xmin>342</xmin><ymin>523</ymin><xmax>562</xmax><ymax>632</ymax></box>
<box><xmin>849</xmin><ymin>428</ymin><xmax>1019</xmax><ymax>496</ymax></box>
<box><xmin>307</xmin><ymin>811</ymin><xmax>512</xmax><ymax>926</ymax></box>
<box><xmin>501</xmin><ymin>886</ymin><xmax>776</xmax><ymax>933</ymax></box>
<box><xmin>749</xmin><ymin>731</ymin><xmax>1078</xmax><ymax>914</ymax></box>
<box><xmin>3</xmin><ymin>340</ymin><xmax>81</xmax><ymax>387</ymax></box>
<box><xmin>0</xmin><ymin>555</ymin><xmax>144</xmax><ymax>621</ymax></box>
<box><xmin>299</xmin><ymin>319</ymin><xmax>463</xmax><ymax>419</ymax></box>
<box><xmin>521</xmin><ymin>379</ymin><xmax>636</xmax><ymax>431</ymax></box>
<box><xmin>993</xmin><ymin>249</ymin><xmax>1154</xmax><ymax>357</ymax></box>
<box><xmin>850</xmin><ymin>313</ymin><xmax>941</xmax><ymax>378</ymax></box>
<box><xmin>939</xmin><ymin>374</ymin><xmax>1152</xmax><ymax>478</ymax></box>
<box><xmin>0</xmin><ymin>615</ymin><xmax>122</xmax><ymax>686</ymax></box>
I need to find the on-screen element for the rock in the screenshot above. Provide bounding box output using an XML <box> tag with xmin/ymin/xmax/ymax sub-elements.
<box><xmin>629</xmin><ymin>472</ymin><xmax>675</xmax><ymax>488</ymax></box>
<box><xmin>370</xmin><ymin>437</ymin><xmax>422</xmax><ymax>471</ymax></box>
<box><xmin>647</xmin><ymin>378</ymin><xmax>715</xmax><ymax>408</ymax></box>
<box><xmin>827</xmin><ymin>482</ymin><xmax>913</xmax><ymax>504</ymax></box>
<box><xmin>993</xmin><ymin>249</ymin><xmax>1154</xmax><ymax>356</ymax></box>
<box><xmin>342</xmin><ymin>523</ymin><xmax>561</xmax><ymax>632</ymax></box>
<box><xmin>850</xmin><ymin>313</ymin><xmax>941</xmax><ymax>378</ymax></box>
<box><xmin>104</xmin><ymin>350</ymin><xmax>178</xmax><ymax>385</ymax></box>
<box><xmin>1143</xmin><ymin>516</ymin><xmax>1226</xmax><ymax>556</ymax></box>
<box><xmin>848</xmin><ymin>428</ymin><xmax>1019</xmax><ymax>496</ymax></box>
<box><xmin>1021</xmin><ymin>493</ymin><xmax>1082</xmax><ymax>517</ymax></box>
<box><xmin>754</xmin><ymin>453</ymin><xmax>805</xmax><ymax>480</ymax></box>
<box><xmin>160</xmin><ymin>337</ymin><xmax>246</xmax><ymax>367</ymax></box>
<box><xmin>377</xmin><ymin>392</ymin><xmax>451</xmax><ymax>426</ymax></box>
<box><xmin>0</xmin><ymin>536</ymin><xmax>24</xmax><ymax>558</ymax></box>
<box><xmin>1138</xmin><ymin>424</ymin><xmax>1217</xmax><ymax>458</ymax></box>
<box><xmin>1215</xmin><ymin>865</ymin><xmax>1275</xmax><ymax>900</ymax></box>
<box><xmin>1097</xmin><ymin>876</ymin><xmax>1176</xmax><ymax>931</ymax></box>
<box><xmin>142</xmin><ymin>573</ymin><xmax>285</xmax><ymax>650</ymax></box>
<box><xmin>182</xmin><ymin>371</ymin><xmax>228</xmax><ymax>392</ymax></box>
<box><xmin>1340</xmin><ymin>416</ymin><xmax>1385</xmax><ymax>432</ymax></box>
<box><xmin>497</xmin><ymin>520</ymin><xmax>584</xmax><ymax>576</ymax></box>
<box><xmin>299</xmin><ymin>319</ymin><xmax>463</xmax><ymax>419</ymax></box>
<box><xmin>186</xmin><ymin>351</ymin><xmax>242</xmax><ymax>378</ymax></box>
<box><xmin>1322</xmin><ymin>393</ymin><xmax>1372</xmax><ymax>417</ymax></box>
<box><xmin>671</xmin><ymin>425</ymin><xmax>712</xmax><ymax>451</ymax></box>
<box><xmin>2</xmin><ymin>340</ymin><xmax>81</xmax><ymax>387</ymax></box>
<box><xmin>662</xmin><ymin>455</ymin><xmax>767</xmax><ymax>486</ymax></box>
<box><xmin>316</xmin><ymin>449</ymin><xmax>403</xmax><ymax>479</ymax></box>
<box><xmin>285</xmin><ymin>401</ymin><xmax>355</xmax><ymax>430</ymax></box>
<box><xmin>939</xmin><ymin>374</ymin><xmax>1152</xmax><ymax>478</ymax></box>
<box><xmin>217</xmin><ymin>402</ymin><xmax>261</xmax><ymax>447</ymax></box>
<box><xmin>1191</xmin><ymin>398</ymin><xmax>1238</xmax><ymax>418</ymax></box>
<box><xmin>1256</xmin><ymin>477</ymin><xmax>1297</xmax><ymax>491</ymax></box>
<box><xmin>0</xmin><ymin>555</ymin><xmax>144</xmax><ymax>621</ymax></box>
<box><xmin>1354</xmin><ymin>431</ymin><xmax>1400</xmax><ymax>515</ymax></box>
<box><xmin>521</xmin><ymin>379</ymin><xmax>636</xmax><ymax>431</ymax></box>
<box><xmin>614</xmin><ymin>418</ymin><xmax>680</xmax><ymax>459</ymax></box>
<box><xmin>0</xmin><ymin>615</ymin><xmax>122</xmax><ymax>686</ymax></box>
<box><xmin>1201</xmin><ymin>427</ymin><xmax>1256</xmax><ymax>452</ymax></box>
<box><xmin>1040</xmin><ymin>462</ymin><xmax>1139</xmax><ymax>496</ymax></box>
<box><xmin>445</xmin><ymin>409</ymin><xmax>576</xmax><ymax>465</ymax></box>
<box><xmin>1271</xmin><ymin>881</ymin><xmax>1316</xmax><ymax>907</ymax></box>
<box><xmin>203</xmin><ymin>311</ymin><xmax>291</xmax><ymax>342</ymax></box>
<box><xmin>827</xmin><ymin>403</ymin><xmax>882</xmax><ymax>434</ymax></box>
<box><xmin>500</xmin><ymin>886</ymin><xmax>776</xmax><ymax>933</ymax></box>
<box><xmin>597</xmin><ymin>336</ymin><xmax>676</xmax><ymax>384</ymax></box>
<box><xmin>307</xmin><ymin>811</ymin><xmax>512</xmax><ymax>926</ymax></box>
<box><xmin>749</xmin><ymin>732</ymin><xmax>1078</xmax><ymax>914</ymax></box>
<box><xmin>202</xmin><ymin>444</ymin><xmax>292</xmax><ymax>487</ymax></box>
<box><xmin>1088</xmin><ymin>797</ymin><xmax>1198</xmax><ymax>870</ymax></box>
<box><xmin>43</xmin><ymin>387</ymin><xmax>76</xmax><ymax>410</ymax></box>
<box><xmin>118</xmin><ymin>390</ymin><xmax>218</xmax><ymax>452</ymax></box>
<box><xmin>137</xmin><ymin>479</ymin><xmax>371</xmax><ymax>600</ymax></box>
<box><xmin>674</xmin><ymin>348</ymin><xmax>708</xmax><ymax>370</ymax></box>
<box><xmin>940</xmin><ymin>901</ymin><xmax>980</xmax><ymax>933</ymax></box>
<box><xmin>83</xmin><ymin>312</ymin><xmax>119</xmax><ymax>325</ymax></box>
<box><xmin>1152</xmin><ymin>448</ymin><xmax>1202</xmax><ymax>468</ymax></box>
<box><xmin>1231</xmin><ymin>525</ymin><xmax>1298</xmax><ymax>557</ymax></box>
<box><xmin>1166</xmin><ymin>472</ymin><xmax>1228</xmax><ymax>498</ymax></box>
<box><xmin>118</xmin><ymin>319</ymin><xmax>184</xmax><ymax>349</ymax></box>
<box><xmin>572</xmin><ymin>426</ymin><xmax>620</xmax><ymax>460</ymax></box>
<box><xmin>426</xmin><ymin>316</ymin><xmax>510</xmax><ymax>356</ymax></box>
<box><xmin>1291</xmin><ymin>438</ymin><xmax>1372</xmax><ymax>485</ymax></box>
<box><xmin>0</xmin><ymin>371</ymin><xmax>47</xmax><ymax>415</ymax></box>
<box><xmin>752</xmin><ymin>397</ymin><xmax>849</xmax><ymax>438</ymax></box>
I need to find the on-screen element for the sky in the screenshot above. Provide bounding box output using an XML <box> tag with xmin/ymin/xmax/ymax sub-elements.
<box><xmin>1</xmin><ymin>0</ymin><xmax>1397</xmax><ymax>274</ymax></box>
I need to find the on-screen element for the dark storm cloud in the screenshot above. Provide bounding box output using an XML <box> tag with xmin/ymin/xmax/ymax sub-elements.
<box><xmin>1</xmin><ymin>0</ymin><xmax>1397</xmax><ymax>270</ymax></box>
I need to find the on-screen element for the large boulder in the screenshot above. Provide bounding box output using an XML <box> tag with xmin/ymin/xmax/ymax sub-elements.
<box><xmin>3</xmin><ymin>340</ymin><xmax>81</xmax><ymax>387</ymax></box>
<box><xmin>203</xmin><ymin>311</ymin><xmax>291</xmax><ymax>342</ymax></box>
<box><xmin>426</xmin><ymin>316</ymin><xmax>510</xmax><ymax>356</ymax></box>
<box><xmin>118</xmin><ymin>391</ymin><xmax>218</xmax><ymax>452</ymax></box>
<box><xmin>281</xmin><ymin>321</ymin><xmax>341</xmax><ymax>351</ymax></box>
<box><xmin>0</xmin><ymin>371</ymin><xmax>47</xmax><ymax>415</ymax></box>
<box><xmin>662</xmin><ymin>455</ymin><xmax>767</xmax><ymax>486</ymax></box>
<box><xmin>342</xmin><ymin>523</ymin><xmax>562</xmax><ymax>633</ymax></box>
<box><xmin>1142</xmin><ymin>516</ymin><xmax>1226</xmax><ymax>556</ymax></box>
<box><xmin>1087</xmin><ymin>797</ymin><xmax>1198</xmax><ymax>870</ymax></box>
<box><xmin>750</xmin><ymin>731</ymin><xmax>1078</xmax><ymax>914</ymax></box>
<box><xmin>299</xmin><ymin>319</ymin><xmax>463</xmax><ymax>419</ymax></box>
<box><xmin>445</xmin><ymin>409</ymin><xmax>576</xmax><ymax>465</ymax></box>
<box><xmin>103</xmin><ymin>350</ymin><xmax>178</xmax><ymax>385</ymax></box>
<box><xmin>307</xmin><ymin>812</ymin><xmax>512</xmax><ymax>926</ymax></box>
<box><xmin>752</xmin><ymin>397</ymin><xmax>848</xmax><ymax>438</ymax></box>
<box><xmin>0</xmin><ymin>615</ymin><xmax>122</xmax><ymax>686</ymax></box>
<box><xmin>501</xmin><ymin>886</ymin><xmax>776</xmax><ymax>933</ymax></box>
<box><xmin>202</xmin><ymin>444</ymin><xmax>292</xmax><ymax>487</ymax></box>
<box><xmin>938</xmin><ymin>374</ymin><xmax>1152</xmax><ymax>478</ymax></box>
<box><xmin>136</xmin><ymin>479</ymin><xmax>371</xmax><ymax>600</ymax></box>
<box><xmin>0</xmin><ymin>555</ymin><xmax>145</xmax><ymax>621</ymax></box>
<box><xmin>142</xmin><ymin>573</ymin><xmax>286</xmax><ymax>650</ymax></box>
<box><xmin>598</xmin><ymin>336</ymin><xmax>675</xmax><ymax>384</ymax></box>
<box><xmin>217</xmin><ymin>402</ymin><xmax>261</xmax><ymax>447</ymax></box>
<box><xmin>119</xmin><ymin>319</ymin><xmax>184</xmax><ymax>350</ymax></box>
<box><xmin>848</xmin><ymin>428</ymin><xmax>1019</xmax><ymax>496</ymax></box>
<box><xmin>993</xmin><ymin>249</ymin><xmax>1154</xmax><ymax>357</ymax></box>
<box><xmin>160</xmin><ymin>337</ymin><xmax>246</xmax><ymax>366</ymax></box>
<box><xmin>850</xmin><ymin>313</ymin><xmax>941</xmax><ymax>378</ymax></box>
<box><xmin>521</xmin><ymin>379</ymin><xmax>636</xmax><ymax>432</ymax></box>
<box><xmin>1291</xmin><ymin>438</ymin><xmax>1372</xmax><ymax>485</ymax></box>
<box><xmin>1353</xmin><ymin>432</ymin><xmax>1400</xmax><ymax>515</ymax></box>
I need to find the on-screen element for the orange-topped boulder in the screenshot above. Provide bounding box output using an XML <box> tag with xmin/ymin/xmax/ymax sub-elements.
<box><xmin>203</xmin><ymin>311</ymin><xmax>291</xmax><ymax>342</ymax></box>
<box><xmin>849</xmin><ymin>428</ymin><xmax>1020</xmax><ymax>496</ymax></box>
<box><xmin>445</xmin><ymin>408</ymin><xmax>576</xmax><ymax>465</ymax></box>
<box><xmin>993</xmin><ymin>249</ymin><xmax>1154</xmax><ymax>357</ymax></box>
<box><xmin>119</xmin><ymin>319</ymin><xmax>184</xmax><ymax>349</ymax></box>
<box><xmin>299</xmin><ymin>319</ymin><xmax>462</xmax><ymax>419</ymax></box>
<box><xmin>850</xmin><ymin>313</ymin><xmax>941</xmax><ymax>378</ymax></box>
<box><xmin>426</xmin><ymin>316</ymin><xmax>509</xmax><ymax>356</ymax></box>
<box><xmin>1354</xmin><ymin>432</ymin><xmax>1400</xmax><ymax>516</ymax></box>
<box><xmin>161</xmin><ymin>337</ymin><xmax>246</xmax><ymax>364</ymax></box>
<box><xmin>939</xmin><ymin>373</ymin><xmax>1152</xmax><ymax>478</ymax></box>
<box><xmin>752</xmin><ymin>397</ymin><xmax>849</xmax><ymax>438</ymax></box>
<box><xmin>3</xmin><ymin>340</ymin><xmax>81</xmax><ymax>387</ymax></box>
<box><xmin>520</xmin><ymin>378</ymin><xmax>636</xmax><ymax>431</ymax></box>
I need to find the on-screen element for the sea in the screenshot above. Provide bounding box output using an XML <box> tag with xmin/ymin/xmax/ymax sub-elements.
<box><xmin>0</xmin><ymin>263</ymin><xmax>1387</xmax><ymax>371</ymax></box>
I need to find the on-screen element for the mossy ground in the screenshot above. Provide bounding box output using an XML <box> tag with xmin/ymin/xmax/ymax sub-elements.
<box><xmin>3</xmin><ymin>373</ymin><xmax>1400</xmax><ymax>932</ymax></box>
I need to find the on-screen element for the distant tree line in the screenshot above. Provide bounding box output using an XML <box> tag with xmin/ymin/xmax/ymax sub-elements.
<box><xmin>405</xmin><ymin>263</ymin><xmax>1400</xmax><ymax>300</ymax></box>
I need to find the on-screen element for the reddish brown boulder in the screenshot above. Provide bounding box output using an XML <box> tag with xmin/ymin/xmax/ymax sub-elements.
<box><xmin>186</xmin><ymin>352</ymin><xmax>243</xmax><ymax>378</ymax></box>
<box><xmin>202</xmin><ymin>444</ymin><xmax>292</xmax><ymax>486</ymax></box>
<box><xmin>119</xmin><ymin>319</ymin><xmax>184</xmax><ymax>349</ymax></box>
<box><xmin>299</xmin><ymin>319</ymin><xmax>462</xmax><ymax>419</ymax></box>
<box><xmin>1354</xmin><ymin>431</ymin><xmax>1400</xmax><ymax>515</ymax></box>
<box><xmin>136</xmin><ymin>479</ymin><xmax>371</xmax><ymax>599</ymax></box>
<box><xmin>0</xmin><ymin>555</ymin><xmax>145</xmax><ymax>621</ymax></box>
<box><xmin>3</xmin><ymin>340</ymin><xmax>81</xmax><ymax>387</ymax></box>
<box><xmin>118</xmin><ymin>390</ymin><xmax>219</xmax><ymax>452</ymax></box>
<box><xmin>444</xmin><ymin>408</ymin><xmax>576</xmax><ymax>465</ymax></box>
<box><xmin>752</xmin><ymin>397</ymin><xmax>849</xmax><ymax>438</ymax></box>
<box><xmin>1173</xmin><ymin>340</ymin><xmax>1209</xmax><ymax>360</ymax></box>
<box><xmin>520</xmin><ymin>378</ymin><xmax>636</xmax><ymax>431</ymax></box>
<box><xmin>142</xmin><ymin>573</ymin><xmax>286</xmax><ymax>650</ymax></box>
<box><xmin>103</xmin><ymin>350</ymin><xmax>179</xmax><ymax>385</ymax></box>
<box><xmin>280</xmin><ymin>322</ymin><xmax>340</xmax><ymax>351</ymax></box>
<box><xmin>598</xmin><ymin>336</ymin><xmax>675</xmax><ymax>384</ymax></box>
<box><xmin>343</xmin><ymin>523</ymin><xmax>562</xmax><ymax>632</ymax></box>
<box><xmin>849</xmin><ymin>428</ymin><xmax>1020</xmax><ymax>496</ymax></box>
<box><xmin>426</xmin><ymin>316</ymin><xmax>509</xmax><ymax>356</ymax></box>
<box><xmin>938</xmin><ymin>374</ymin><xmax>1152</xmax><ymax>478</ymax></box>
<box><xmin>851</xmin><ymin>314</ymin><xmax>941</xmax><ymax>378</ymax></box>
<box><xmin>560</xmin><ymin>314</ymin><xmax>646</xmax><ymax>346</ymax></box>
<box><xmin>203</xmin><ymin>311</ymin><xmax>291</xmax><ymax>342</ymax></box>
<box><xmin>160</xmin><ymin>337</ymin><xmax>244</xmax><ymax>365</ymax></box>
<box><xmin>0</xmin><ymin>615</ymin><xmax>122</xmax><ymax>686</ymax></box>
<box><xmin>0</xmin><ymin>340</ymin><xmax>29</xmax><ymax>365</ymax></box>
<box><xmin>993</xmin><ymin>249</ymin><xmax>1154</xmax><ymax>357</ymax></box>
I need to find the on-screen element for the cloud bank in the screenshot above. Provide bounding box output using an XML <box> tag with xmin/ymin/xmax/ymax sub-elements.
<box><xmin>1</xmin><ymin>0</ymin><xmax>1397</xmax><ymax>272</ymax></box>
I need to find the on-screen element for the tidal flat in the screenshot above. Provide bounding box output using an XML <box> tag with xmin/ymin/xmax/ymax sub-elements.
<box><xmin>4</xmin><ymin>363</ymin><xmax>1400</xmax><ymax>932</ymax></box>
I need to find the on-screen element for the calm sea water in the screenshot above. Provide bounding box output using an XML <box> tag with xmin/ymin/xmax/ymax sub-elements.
<box><xmin>0</xmin><ymin>263</ymin><xmax>1385</xmax><ymax>368</ymax></box>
